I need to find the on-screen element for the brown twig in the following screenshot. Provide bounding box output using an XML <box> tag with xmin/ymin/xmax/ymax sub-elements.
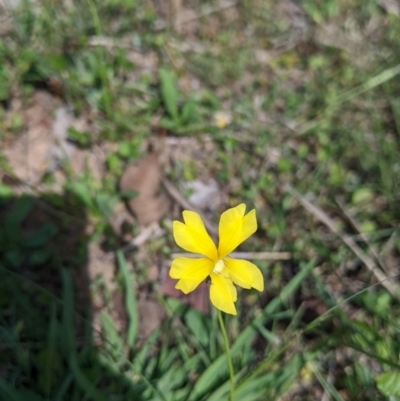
<box><xmin>103</xmin><ymin>222</ymin><xmax>165</xmax><ymax>261</ymax></box>
<box><xmin>171</xmin><ymin>251</ymin><xmax>292</xmax><ymax>260</ymax></box>
<box><xmin>334</xmin><ymin>197</ymin><xmax>384</xmax><ymax>268</ymax></box>
<box><xmin>285</xmin><ymin>184</ymin><xmax>399</xmax><ymax>298</ymax></box>
<box><xmin>154</xmin><ymin>0</ymin><xmax>238</xmax><ymax>31</ymax></box>
<box><xmin>161</xmin><ymin>177</ymin><xmax>218</xmax><ymax>235</ymax></box>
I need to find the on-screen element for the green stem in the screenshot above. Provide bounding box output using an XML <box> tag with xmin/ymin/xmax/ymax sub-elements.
<box><xmin>217</xmin><ymin>309</ymin><xmax>234</xmax><ymax>401</ymax></box>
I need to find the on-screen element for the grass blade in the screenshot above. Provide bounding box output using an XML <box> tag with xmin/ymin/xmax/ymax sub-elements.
<box><xmin>309</xmin><ymin>361</ymin><xmax>345</xmax><ymax>401</ymax></box>
<box><xmin>336</xmin><ymin>63</ymin><xmax>400</xmax><ymax>104</ymax></box>
<box><xmin>54</xmin><ymin>374</ymin><xmax>74</xmax><ymax>401</ymax></box>
<box><xmin>117</xmin><ymin>250</ymin><xmax>138</xmax><ymax>349</ymax></box>
<box><xmin>159</xmin><ymin>67</ymin><xmax>179</xmax><ymax>122</ymax></box>
<box><xmin>61</xmin><ymin>269</ymin><xmax>108</xmax><ymax>401</ymax></box>
<box><xmin>189</xmin><ymin>259</ymin><xmax>315</xmax><ymax>399</ymax></box>
<box><xmin>100</xmin><ymin>311</ymin><xmax>124</xmax><ymax>361</ymax></box>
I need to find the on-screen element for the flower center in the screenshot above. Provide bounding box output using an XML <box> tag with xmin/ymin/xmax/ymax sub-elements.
<box><xmin>213</xmin><ymin>259</ymin><xmax>225</xmax><ymax>274</ymax></box>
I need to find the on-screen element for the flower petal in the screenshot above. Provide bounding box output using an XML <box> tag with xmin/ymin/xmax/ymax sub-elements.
<box><xmin>209</xmin><ymin>273</ymin><xmax>237</xmax><ymax>315</ymax></box>
<box><xmin>218</xmin><ymin>204</ymin><xmax>257</xmax><ymax>258</ymax></box>
<box><xmin>170</xmin><ymin>257</ymin><xmax>213</xmax><ymax>294</ymax></box>
<box><xmin>173</xmin><ymin>211</ymin><xmax>218</xmax><ymax>260</ymax></box>
<box><xmin>175</xmin><ymin>279</ymin><xmax>199</xmax><ymax>294</ymax></box>
<box><xmin>224</xmin><ymin>258</ymin><xmax>264</xmax><ymax>291</ymax></box>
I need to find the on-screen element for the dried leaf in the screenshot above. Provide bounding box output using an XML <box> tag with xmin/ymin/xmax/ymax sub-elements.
<box><xmin>119</xmin><ymin>153</ymin><xmax>169</xmax><ymax>226</ymax></box>
<box><xmin>3</xmin><ymin>91</ymin><xmax>59</xmax><ymax>184</ymax></box>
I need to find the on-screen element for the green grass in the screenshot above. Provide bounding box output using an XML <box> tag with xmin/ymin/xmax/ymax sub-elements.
<box><xmin>1</xmin><ymin>0</ymin><xmax>400</xmax><ymax>399</ymax></box>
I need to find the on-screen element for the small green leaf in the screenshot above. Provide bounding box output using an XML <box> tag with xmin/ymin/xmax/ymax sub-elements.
<box><xmin>100</xmin><ymin>312</ymin><xmax>124</xmax><ymax>361</ymax></box>
<box><xmin>106</xmin><ymin>154</ymin><xmax>121</xmax><ymax>173</ymax></box>
<box><xmin>159</xmin><ymin>67</ymin><xmax>179</xmax><ymax>122</ymax></box>
<box><xmin>0</xmin><ymin>183</ymin><xmax>13</xmax><ymax>198</ymax></box>
<box><xmin>25</xmin><ymin>222</ymin><xmax>58</xmax><ymax>248</ymax></box>
<box><xmin>67</xmin><ymin>181</ymin><xmax>93</xmax><ymax>209</ymax></box>
<box><xmin>119</xmin><ymin>189</ymin><xmax>138</xmax><ymax>199</ymax></box>
<box><xmin>351</xmin><ymin>187</ymin><xmax>374</xmax><ymax>205</ymax></box>
<box><xmin>118</xmin><ymin>141</ymin><xmax>138</xmax><ymax>158</ymax></box>
<box><xmin>180</xmin><ymin>99</ymin><xmax>197</xmax><ymax>125</ymax></box>
<box><xmin>160</xmin><ymin>116</ymin><xmax>179</xmax><ymax>130</ymax></box>
<box><xmin>95</xmin><ymin>192</ymin><xmax>118</xmax><ymax>218</ymax></box>
<box><xmin>67</xmin><ymin>128</ymin><xmax>92</xmax><ymax>148</ymax></box>
<box><xmin>376</xmin><ymin>371</ymin><xmax>400</xmax><ymax>396</ymax></box>
<box><xmin>302</xmin><ymin>0</ymin><xmax>324</xmax><ymax>24</ymax></box>
<box><xmin>29</xmin><ymin>250</ymin><xmax>52</xmax><ymax>265</ymax></box>
<box><xmin>277</xmin><ymin>157</ymin><xmax>291</xmax><ymax>172</ymax></box>
<box><xmin>5</xmin><ymin>249</ymin><xmax>24</xmax><ymax>268</ymax></box>
<box><xmin>0</xmin><ymin>66</ymin><xmax>11</xmax><ymax>100</ymax></box>
<box><xmin>5</xmin><ymin>195</ymin><xmax>34</xmax><ymax>226</ymax></box>
<box><xmin>359</xmin><ymin>220</ymin><xmax>377</xmax><ymax>233</ymax></box>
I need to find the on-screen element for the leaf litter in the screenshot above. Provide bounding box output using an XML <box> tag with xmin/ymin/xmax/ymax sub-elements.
<box><xmin>119</xmin><ymin>152</ymin><xmax>169</xmax><ymax>227</ymax></box>
<box><xmin>3</xmin><ymin>90</ymin><xmax>60</xmax><ymax>185</ymax></box>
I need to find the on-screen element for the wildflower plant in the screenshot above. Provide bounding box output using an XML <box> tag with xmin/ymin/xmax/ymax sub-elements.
<box><xmin>169</xmin><ymin>203</ymin><xmax>264</xmax><ymax>314</ymax></box>
<box><xmin>169</xmin><ymin>204</ymin><xmax>264</xmax><ymax>400</ymax></box>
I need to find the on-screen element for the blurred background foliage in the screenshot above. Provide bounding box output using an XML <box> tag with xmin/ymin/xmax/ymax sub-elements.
<box><xmin>1</xmin><ymin>0</ymin><xmax>400</xmax><ymax>400</ymax></box>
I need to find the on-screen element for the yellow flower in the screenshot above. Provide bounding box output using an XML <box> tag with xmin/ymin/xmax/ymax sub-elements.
<box><xmin>169</xmin><ymin>204</ymin><xmax>264</xmax><ymax>315</ymax></box>
<box><xmin>214</xmin><ymin>111</ymin><xmax>232</xmax><ymax>129</ymax></box>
